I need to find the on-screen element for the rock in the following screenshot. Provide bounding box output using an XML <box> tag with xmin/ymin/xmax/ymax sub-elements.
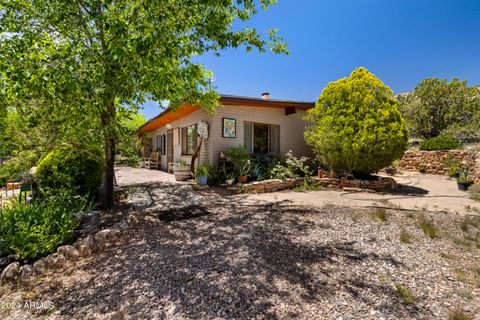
<box><xmin>57</xmin><ymin>245</ymin><xmax>80</xmax><ymax>260</ymax></box>
<box><xmin>73</xmin><ymin>211</ymin><xmax>89</xmax><ymax>222</ymax></box>
<box><xmin>83</xmin><ymin>235</ymin><xmax>96</xmax><ymax>252</ymax></box>
<box><xmin>32</xmin><ymin>258</ymin><xmax>48</xmax><ymax>273</ymax></box>
<box><xmin>76</xmin><ymin>243</ymin><xmax>90</xmax><ymax>257</ymax></box>
<box><xmin>20</xmin><ymin>265</ymin><xmax>34</xmax><ymax>278</ymax></box>
<box><xmin>94</xmin><ymin>229</ymin><xmax>121</xmax><ymax>247</ymax></box>
<box><xmin>45</xmin><ymin>253</ymin><xmax>66</xmax><ymax>267</ymax></box>
<box><xmin>0</xmin><ymin>262</ymin><xmax>21</xmax><ymax>284</ymax></box>
<box><xmin>114</xmin><ymin>220</ymin><xmax>129</xmax><ymax>230</ymax></box>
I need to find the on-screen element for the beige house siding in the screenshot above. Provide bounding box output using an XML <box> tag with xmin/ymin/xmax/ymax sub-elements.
<box><xmin>146</xmin><ymin>104</ymin><xmax>310</xmax><ymax>169</ymax></box>
<box><xmin>207</xmin><ymin>105</ymin><xmax>310</xmax><ymax>165</ymax></box>
<box><xmin>148</xmin><ymin>109</ymin><xmax>213</xmax><ymax>170</ymax></box>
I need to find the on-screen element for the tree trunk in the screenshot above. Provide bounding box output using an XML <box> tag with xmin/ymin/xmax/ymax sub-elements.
<box><xmin>101</xmin><ymin>102</ymin><xmax>116</xmax><ymax>209</ymax></box>
<box><xmin>191</xmin><ymin>138</ymin><xmax>203</xmax><ymax>174</ymax></box>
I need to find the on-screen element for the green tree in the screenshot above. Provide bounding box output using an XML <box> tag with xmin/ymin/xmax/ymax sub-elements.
<box><xmin>116</xmin><ymin>110</ymin><xmax>145</xmax><ymax>165</ymax></box>
<box><xmin>397</xmin><ymin>78</ymin><xmax>480</xmax><ymax>138</ymax></box>
<box><xmin>0</xmin><ymin>1</ymin><xmax>287</xmax><ymax>208</ymax></box>
<box><xmin>305</xmin><ymin>68</ymin><xmax>408</xmax><ymax>177</ymax></box>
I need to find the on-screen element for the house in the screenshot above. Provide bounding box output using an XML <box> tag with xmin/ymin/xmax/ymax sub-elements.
<box><xmin>138</xmin><ymin>93</ymin><xmax>315</xmax><ymax>170</ymax></box>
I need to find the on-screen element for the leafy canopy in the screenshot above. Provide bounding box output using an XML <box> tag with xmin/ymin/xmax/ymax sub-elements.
<box><xmin>397</xmin><ymin>78</ymin><xmax>480</xmax><ymax>139</ymax></box>
<box><xmin>0</xmin><ymin>0</ymin><xmax>287</xmax><ymax>207</ymax></box>
<box><xmin>305</xmin><ymin>67</ymin><xmax>408</xmax><ymax>177</ymax></box>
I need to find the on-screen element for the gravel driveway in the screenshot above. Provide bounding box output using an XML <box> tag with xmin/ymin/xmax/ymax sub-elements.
<box><xmin>2</xmin><ymin>203</ymin><xmax>479</xmax><ymax>319</ymax></box>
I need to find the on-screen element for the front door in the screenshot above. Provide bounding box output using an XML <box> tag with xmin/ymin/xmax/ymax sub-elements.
<box><xmin>167</xmin><ymin>129</ymin><xmax>174</xmax><ymax>164</ymax></box>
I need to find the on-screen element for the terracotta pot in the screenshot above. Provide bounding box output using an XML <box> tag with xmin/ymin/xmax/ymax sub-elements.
<box><xmin>238</xmin><ymin>175</ymin><xmax>248</xmax><ymax>183</ymax></box>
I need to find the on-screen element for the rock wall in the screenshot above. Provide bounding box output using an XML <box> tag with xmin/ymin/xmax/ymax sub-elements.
<box><xmin>238</xmin><ymin>176</ymin><xmax>397</xmax><ymax>194</ymax></box>
<box><xmin>398</xmin><ymin>150</ymin><xmax>480</xmax><ymax>182</ymax></box>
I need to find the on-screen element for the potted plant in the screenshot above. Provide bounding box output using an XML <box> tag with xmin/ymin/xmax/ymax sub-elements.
<box><xmin>225</xmin><ymin>173</ymin><xmax>236</xmax><ymax>185</ymax></box>
<box><xmin>174</xmin><ymin>161</ymin><xmax>191</xmax><ymax>181</ymax></box>
<box><xmin>418</xmin><ymin>163</ymin><xmax>426</xmax><ymax>173</ymax></box>
<box><xmin>226</xmin><ymin>145</ymin><xmax>251</xmax><ymax>184</ymax></box>
<box><xmin>237</xmin><ymin>160</ymin><xmax>251</xmax><ymax>183</ymax></box>
<box><xmin>457</xmin><ymin>170</ymin><xmax>470</xmax><ymax>191</ymax></box>
<box><xmin>250</xmin><ymin>162</ymin><xmax>260</xmax><ymax>181</ymax></box>
<box><xmin>195</xmin><ymin>164</ymin><xmax>209</xmax><ymax>186</ymax></box>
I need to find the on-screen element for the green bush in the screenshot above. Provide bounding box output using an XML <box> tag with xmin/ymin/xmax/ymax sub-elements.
<box><xmin>0</xmin><ymin>150</ymin><xmax>39</xmax><ymax>185</ymax></box>
<box><xmin>0</xmin><ymin>190</ymin><xmax>90</xmax><ymax>260</ymax></box>
<box><xmin>226</xmin><ymin>145</ymin><xmax>250</xmax><ymax>176</ymax></box>
<box><xmin>270</xmin><ymin>151</ymin><xmax>313</xmax><ymax>179</ymax></box>
<box><xmin>36</xmin><ymin>146</ymin><xmax>103</xmax><ymax>197</ymax></box>
<box><xmin>469</xmin><ymin>183</ymin><xmax>480</xmax><ymax>201</ymax></box>
<box><xmin>419</xmin><ymin>135</ymin><xmax>462</xmax><ymax>151</ymax></box>
<box><xmin>305</xmin><ymin>68</ymin><xmax>408</xmax><ymax>177</ymax></box>
<box><xmin>195</xmin><ymin>164</ymin><xmax>209</xmax><ymax>177</ymax></box>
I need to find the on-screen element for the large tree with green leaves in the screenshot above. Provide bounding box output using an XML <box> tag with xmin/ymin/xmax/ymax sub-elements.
<box><xmin>397</xmin><ymin>78</ymin><xmax>480</xmax><ymax>139</ymax></box>
<box><xmin>305</xmin><ymin>68</ymin><xmax>408</xmax><ymax>177</ymax></box>
<box><xmin>0</xmin><ymin>0</ymin><xmax>287</xmax><ymax>207</ymax></box>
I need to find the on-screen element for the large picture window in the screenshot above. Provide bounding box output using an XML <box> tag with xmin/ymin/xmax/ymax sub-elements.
<box><xmin>244</xmin><ymin>122</ymin><xmax>280</xmax><ymax>154</ymax></box>
<box><xmin>181</xmin><ymin>124</ymin><xmax>197</xmax><ymax>155</ymax></box>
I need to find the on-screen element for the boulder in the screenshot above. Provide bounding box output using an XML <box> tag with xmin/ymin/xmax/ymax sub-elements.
<box><xmin>32</xmin><ymin>258</ymin><xmax>48</xmax><ymax>273</ymax></box>
<box><xmin>45</xmin><ymin>253</ymin><xmax>66</xmax><ymax>267</ymax></box>
<box><xmin>94</xmin><ymin>229</ymin><xmax>121</xmax><ymax>247</ymax></box>
<box><xmin>20</xmin><ymin>265</ymin><xmax>35</xmax><ymax>278</ymax></box>
<box><xmin>0</xmin><ymin>262</ymin><xmax>21</xmax><ymax>284</ymax></box>
<box><xmin>57</xmin><ymin>245</ymin><xmax>80</xmax><ymax>260</ymax></box>
<box><xmin>83</xmin><ymin>235</ymin><xmax>96</xmax><ymax>252</ymax></box>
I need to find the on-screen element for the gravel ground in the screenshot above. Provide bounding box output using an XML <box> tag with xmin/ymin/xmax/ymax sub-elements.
<box><xmin>1</xmin><ymin>203</ymin><xmax>479</xmax><ymax>320</ymax></box>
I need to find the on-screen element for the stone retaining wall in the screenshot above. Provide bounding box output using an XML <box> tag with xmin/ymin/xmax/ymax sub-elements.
<box><xmin>238</xmin><ymin>176</ymin><xmax>397</xmax><ymax>194</ymax></box>
<box><xmin>398</xmin><ymin>150</ymin><xmax>480</xmax><ymax>182</ymax></box>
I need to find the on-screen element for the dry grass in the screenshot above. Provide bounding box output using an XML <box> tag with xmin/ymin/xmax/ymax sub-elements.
<box><xmin>395</xmin><ymin>284</ymin><xmax>416</xmax><ymax>305</ymax></box>
<box><xmin>399</xmin><ymin>230</ymin><xmax>413</xmax><ymax>243</ymax></box>
<box><xmin>418</xmin><ymin>214</ymin><xmax>439</xmax><ymax>239</ymax></box>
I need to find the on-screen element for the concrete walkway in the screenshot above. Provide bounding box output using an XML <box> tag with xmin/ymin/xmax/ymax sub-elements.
<box><xmin>116</xmin><ymin>166</ymin><xmax>479</xmax><ymax>215</ymax></box>
<box><xmin>115</xmin><ymin>165</ymin><xmax>176</xmax><ymax>186</ymax></box>
<box><xmin>234</xmin><ymin>173</ymin><xmax>480</xmax><ymax>214</ymax></box>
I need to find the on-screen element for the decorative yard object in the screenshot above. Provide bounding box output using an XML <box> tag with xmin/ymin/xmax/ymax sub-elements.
<box><xmin>174</xmin><ymin>161</ymin><xmax>191</xmax><ymax>181</ymax></box>
<box><xmin>197</xmin><ymin>121</ymin><xmax>209</xmax><ymax>140</ymax></box>
<box><xmin>305</xmin><ymin>67</ymin><xmax>408</xmax><ymax>177</ymax></box>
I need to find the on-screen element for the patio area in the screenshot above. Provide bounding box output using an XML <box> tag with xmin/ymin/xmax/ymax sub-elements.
<box><xmin>115</xmin><ymin>165</ymin><xmax>176</xmax><ymax>187</ymax></box>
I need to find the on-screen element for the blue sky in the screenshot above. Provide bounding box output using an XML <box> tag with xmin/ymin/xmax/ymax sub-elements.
<box><xmin>141</xmin><ymin>0</ymin><xmax>480</xmax><ymax>120</ymax></box>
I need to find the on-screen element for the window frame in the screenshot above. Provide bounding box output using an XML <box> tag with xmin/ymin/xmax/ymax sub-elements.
<box><xmin>181</xmin><ymin>124</ymin><xmax>198</xmax><ymax>155</ymax></box>
<box><xmin>244</xmin><ymin>121</ymin><xmax>280</xmax><ymax>155</ymax></box>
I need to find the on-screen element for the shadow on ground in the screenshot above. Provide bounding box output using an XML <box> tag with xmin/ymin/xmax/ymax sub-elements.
<box><xmin>28</xmin><ymin>204</ymin><xmax>426</xmax><ymax>319</ymax></box>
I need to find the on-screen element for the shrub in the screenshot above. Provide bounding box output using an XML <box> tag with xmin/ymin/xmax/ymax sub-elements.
<box><xmin>419</xmin><ymin>135</ymin><xmax>462</xmax><ymax>151</ymax></box>
<box><xmin>195</xmin><ymin>164</ymin><xmax>209</xmax><ymax>177</ymax></box>
<box><xmin>305</xmin><ymin>68</ymin><xmax>408</xmax><ymax>177</ymax></box>
<box><xmin>35</xmin><ymin>146</ymin><xmax>103</xmax><ymax>197</ymax></box>
<box><xmin>0</xmin><ymin>191</ymin><xmax>90</xmax><ymax>260</ymax></box>
<box><xmin>0</xmin><ymin>150</ymin><xmax>39</xmax><ymax>185</ymax></box>
<box><xmin>270</xmin><ymin>151</ymin><xmax>313</xmax><ymax>180</ymax></box>
<box><xmin>226</xmin><ymin>145</ymin><xmax>250</xmax><ymax>176</ymax></box>
<box><xmin>469</xmin><ymin>183</ymin><xmax>480</xmax><ymax>201</ymax></box>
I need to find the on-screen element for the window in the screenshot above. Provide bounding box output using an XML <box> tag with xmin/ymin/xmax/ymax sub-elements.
<box><xmin>156</xmin><ymin>134</ymin><xmax>166</xmax><ymax>155</ymax></box>
<box><xmin>148</xmin><ymin>138</ymin><xmax>153</xmax><ymax>153</ymax></box>
<box><xmin>181</xmin><ymin>124</ymin><xmax>197</xmax><ymax>155</ymax></box>
<box><xmin>244</xmin><ymin>122</ymin><xmax>280</xmax><ymax>154</ymax></box>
